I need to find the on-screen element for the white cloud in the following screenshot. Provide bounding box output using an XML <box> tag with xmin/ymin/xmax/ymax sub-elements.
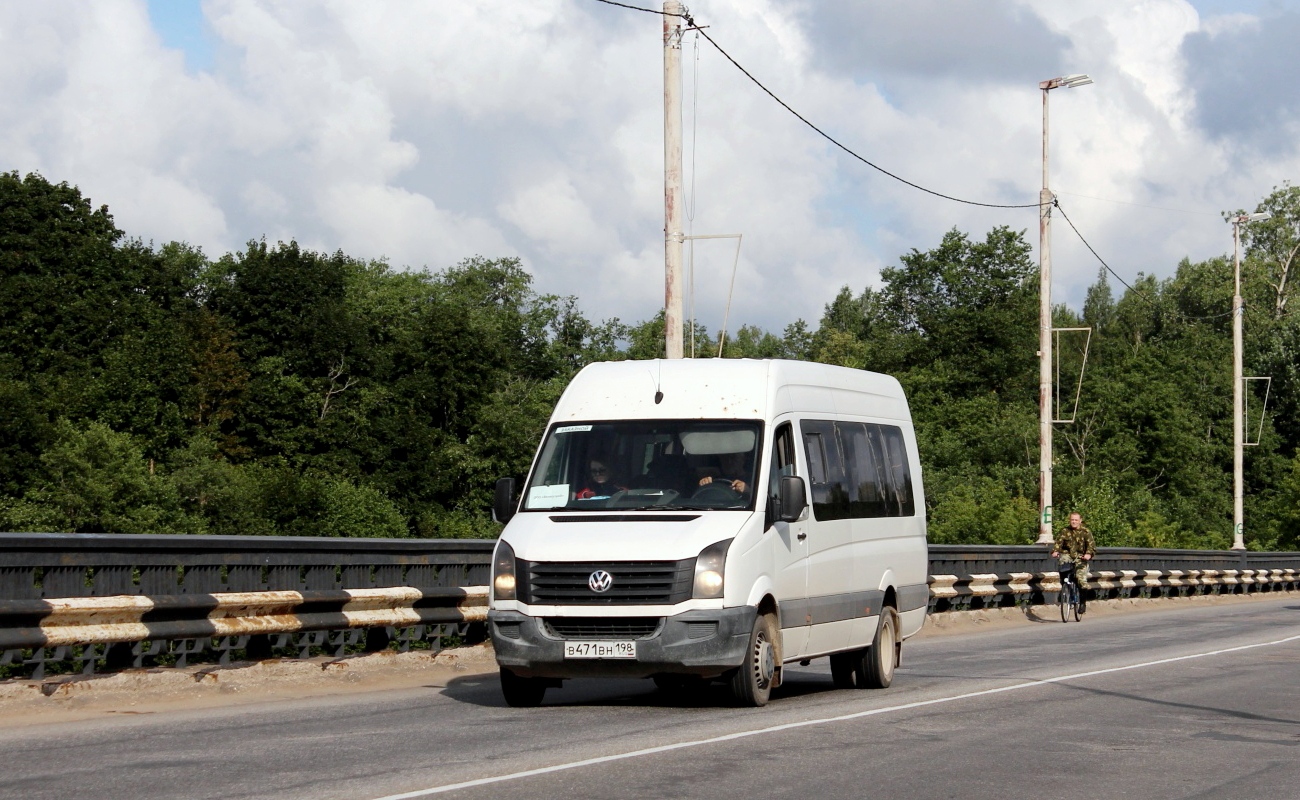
<box><xmin>1</xmin><ymin>0</ymin><xmax>1297</xmax><ymax>334</ymax></box>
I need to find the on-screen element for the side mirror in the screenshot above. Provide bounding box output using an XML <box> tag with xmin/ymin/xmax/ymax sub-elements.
<box><xmin>778</xmin><ymin>475</ymin><xmax>807</xmax><ymax>523</ymax></box>
<box><xmin>493</xmin><ymin>477</ymin><xmax>517</xmax><ymax>524</ymax></box>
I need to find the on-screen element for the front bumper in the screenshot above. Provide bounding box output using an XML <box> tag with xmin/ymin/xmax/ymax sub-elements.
<box><xmin>490</xmin><ymin>606</ymin><xmax>757</xmax><ymax>680</ymax></box>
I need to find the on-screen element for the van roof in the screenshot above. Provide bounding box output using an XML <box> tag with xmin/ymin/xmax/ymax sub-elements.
<box><xmin>551</xmin><ymin>359</ymin><xmax>910</xmax><ymax>423</ymax></box>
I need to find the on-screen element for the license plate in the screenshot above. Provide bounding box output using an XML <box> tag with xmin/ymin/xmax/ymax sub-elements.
<box><xmin>564</xmin><ymin>641</ymin><xmax>637</xmax><ymax>659</ymax></box>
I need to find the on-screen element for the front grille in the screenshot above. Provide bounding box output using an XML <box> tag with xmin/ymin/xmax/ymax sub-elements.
<box><xmin>519</xmin><ymin>560</ymin><xmax>695</xmax><ymax>605</ymax></box>
<box><xmin>543</xmin><ymin>617</ymin><xmax>663</xmax><ymax>639</ymax></box>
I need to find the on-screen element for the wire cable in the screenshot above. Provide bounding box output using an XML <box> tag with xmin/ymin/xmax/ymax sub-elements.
<box><xmin>685</xmin><ymin>31</ymin><xmax>699</xmax><ymax>224</ymax></box>
<box><xmin>1055</xmin><ymin>200</ymin><xmax>1234</xmax><ymax>322</ymax></box>
<box><xmin>593</xmin><ymin>0</ymin><xmax>688</xmax><ymax>18</ymax></box>
<box><xmin>598</xmin><ymin>0</ymin><xmax>1237</xmax><ymax>326</ymax></box>
<box><xmin>592</xmin><ymin>0</ymin><xmax>1045</xmax><ymax>210</ymax></box>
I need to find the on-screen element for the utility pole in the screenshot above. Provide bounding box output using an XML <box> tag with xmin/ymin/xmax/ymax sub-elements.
<box><xmin>1230</xmin><ymin>211</ymin><xmax>1270</xmax><ymax>550</ymax></box>
<box><xmin>1036</xmin><ymin>74</ymin><xmax>1091</xmax><ymax>545</ymax></box>
<box><xmin>663</xmin><ymin>1</ymin><xmax>685</xmax><ymax>359</ymax></box>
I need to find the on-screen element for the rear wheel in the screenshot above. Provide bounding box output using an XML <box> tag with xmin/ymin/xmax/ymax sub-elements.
<box><xmin>856</xmin><ymin>607</ymin><xmax>898</xmax><ymax>689</ymax></box>
<box><xmin>729</xmin><ymin>613</ymin><xmax>777</xmax><ymax>706</ymax></box>
<box><xmin>1073</xmin><ymin>584</ymin><xmax>1083</xmax><ymax>622</ymax></box>
<box><xmin>500</xmin><ymin>667</ymin><xmax>547</xmax><ymax>707</ymax></box>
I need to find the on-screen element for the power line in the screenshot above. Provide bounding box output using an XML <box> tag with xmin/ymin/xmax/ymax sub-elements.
<box><xmin>592</xmin><ymin>0</ymin><xmax>1043</xmax><ymax>210</ymax></box>
<box><xmin>599</xmin><ymin>0</ymin><xmax>1234</xmax><ymax>325</ymax></box>
<box><xmin>592</xmin><ymin>0</ymin><xmax>688</xmax><ymax>18</ymax></box>
<box><xmin>1055</xmin><ymin>201</ymin><xmax>1233</xmax><ymax>322</ymax></box>
<box><xmin>1055</xmin><ymin>190</ymin><xmax>1219</xmax><ymax>218</ymax></box>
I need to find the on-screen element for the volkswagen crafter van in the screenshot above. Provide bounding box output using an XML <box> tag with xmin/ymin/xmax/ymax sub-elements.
<box><xmin>489</xmin><ymin>359</ymin><xmax>928</xmax><ymax>706</ymax></box>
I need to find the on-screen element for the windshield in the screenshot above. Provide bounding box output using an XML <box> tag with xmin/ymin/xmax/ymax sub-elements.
<box><xmin>521</xmin><ymin>420</ymin><xmax>764</xmax><ymax>512</ymax></box>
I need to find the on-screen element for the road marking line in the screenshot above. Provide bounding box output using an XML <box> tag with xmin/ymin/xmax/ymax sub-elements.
<box><xmin>371</xmin><ymin>632</ymin><xmax>1300</xmax><ymax>799</ymax></box>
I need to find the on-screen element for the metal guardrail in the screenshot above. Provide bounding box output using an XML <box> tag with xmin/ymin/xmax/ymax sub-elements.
<box><xmin>0</xmin><ymin>532</ymin><xmax>496</xmax><ymax>599</ymax></box>
<box><xmin>2</xmin><ymin>535</ymin><xmax>1298</xmax><ymax>680</ymax></box>
<box><xmin>0</xmin><ymin>587</ymin><xmax>488</xmax><ymax>650</ymax></box>
<box><xmin>926</xmin><ymin>545</ymin><xmax>1300</xmax><ymax>611</ymax></box>
<box><xmin>0</xmin><ymin>533</ymin><xmax>495</xmax><ymax>677</ymax></box>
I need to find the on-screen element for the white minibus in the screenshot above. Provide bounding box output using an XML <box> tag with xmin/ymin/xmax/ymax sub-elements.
<box><xmin>489</xmin><ymin>358</ymin><xmax>928</xmax><ymax>706</ymax></box>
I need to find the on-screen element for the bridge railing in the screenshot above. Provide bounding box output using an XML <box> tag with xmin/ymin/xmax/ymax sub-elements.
<box><xmin>1</xmin><ymin>534</ymin><xmax>1298</xmax><ymax>679</ymax></box>
<box><xmin>927</xmin><ymin>544</ymin><xmax>1300</xmax><ymax>611</ymax></box>
<box><xmin>0</xmin><ymin>533</ymin><xmax>495</xmax><ymax>678</ymax></box>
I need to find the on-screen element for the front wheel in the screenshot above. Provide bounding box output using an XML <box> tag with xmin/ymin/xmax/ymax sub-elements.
<box><xmin>1058</xmin><ymin>581</ymin><xmax>1071</xmax><ymax>623</ymax></box>
<box><xmin>729</xmin><ymin>613</ymin><xmax>777</xmax><ymax>706</ymax></box>
<box><xmin>500</xmin><ymin>667</ymin><xmax>547</xmax><ymax>707</ymax></box>
<box><xmin>856</xmin><ymin>607</ymin><xmax>898</xmax><ymax>689</ymax></box>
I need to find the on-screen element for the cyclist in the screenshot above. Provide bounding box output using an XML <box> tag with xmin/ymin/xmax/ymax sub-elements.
<box><xmin>1051</xmin><ymin>512</ymin><xmax>1096</xmax><ymax>613</ymax></box>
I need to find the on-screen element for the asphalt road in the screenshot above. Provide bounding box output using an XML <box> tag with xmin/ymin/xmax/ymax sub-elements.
<box><xmin>2</xmin><ymin>597</ymin><xmax>1298</xmax><ymax>800</ymax></box>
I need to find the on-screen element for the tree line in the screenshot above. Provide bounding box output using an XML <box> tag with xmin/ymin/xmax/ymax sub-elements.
<box><xmin>1</xmin><ymin>171</ymin><xmax>1297</xmax><ymax>548</ymax></box>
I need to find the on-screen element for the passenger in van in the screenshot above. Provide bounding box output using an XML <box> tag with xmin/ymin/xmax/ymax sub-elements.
<box><xmin>698</xmin><ymin>451</ymin><xmax>751</xmax><ymax>495</ymax></box>
<box><xmin>574</xmin><ymin>457</ymin><xmax>624</xmax><ymax>499</ymax></box>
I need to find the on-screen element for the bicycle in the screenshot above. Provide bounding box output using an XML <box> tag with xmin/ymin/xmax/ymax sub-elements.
<box><xmin>1057</xmin><ymin>560</ymin><xmax>1082</xmax><ymax>623</ymax></box>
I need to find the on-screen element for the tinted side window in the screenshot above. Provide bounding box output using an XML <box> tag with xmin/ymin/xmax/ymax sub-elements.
<box><xmin>879</xmin><ymin>425</ymin><xmax>916</xmax><ymax>517</ymax></box>
<box><xmin>838</xmin><ymin>422</ymin><xmax>889</xmax><ymax>519</ymax></box>
<box><xmin>767</xmin><ymin>423</ymin><xmax>797</xmax><ymax>503</ymax></box>
<box><xmin>801</xmin><ymin>420</ymin><xmax>849</xmax><ymax>520</ymax></box>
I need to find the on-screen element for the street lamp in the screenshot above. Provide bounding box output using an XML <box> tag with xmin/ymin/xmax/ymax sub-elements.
<box><xmin>1037</xmin><ymin>73</ymin><xmax>1092</xmax><ymax>545</ymax></box>
<box><xmin>1229</xmin><ymin>211</ymin><xmax>1270</xmax><ymax>550</ymax></box>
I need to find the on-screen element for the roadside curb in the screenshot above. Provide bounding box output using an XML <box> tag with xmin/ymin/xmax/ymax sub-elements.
<box><xmin>0</xmin><ymin>643</ymin><xmax>498</xmax><ymax>727</ymax></box>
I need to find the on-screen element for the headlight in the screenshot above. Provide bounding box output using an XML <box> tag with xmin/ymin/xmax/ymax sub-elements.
<box><xmin>493</xmin><ymin>540</ymin><xmax>517</xmax><ymax>601</ymax></box>
<box><xmin>693</xmin><ymin>539</ymin><xmax>732</xmax><ymax>599</ymax></box>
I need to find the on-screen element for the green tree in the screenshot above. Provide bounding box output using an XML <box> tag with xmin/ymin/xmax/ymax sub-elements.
<box><xmin>1</xmin><ymin>419</ymin><xmax>196</xmax><ymax>534</ymax></box>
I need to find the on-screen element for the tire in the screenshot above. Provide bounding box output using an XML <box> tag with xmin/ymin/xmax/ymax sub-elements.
<box><xmin>856</xmin><ymin>607</ymin><xmax>898</xmax><ymax>690</ymax></box>
<box><xmin>1058</xmin><ymin>581</ymin><xmax>1070</xmax><ymax>623</ymax></box>
<box><xmin>1073</xmin><ymin>585</ymin><xmax>1083</xmax><ymax>622</ymax></box>
<box><xmin>829</xmin><ymin>652</ymin><xmax>857</xmax><ymax>689</ymax></box>
<box><xmin>500</xmin><ymin>667</ymin><xmax>547</xmax><ymax>707</ymax></box>
<box><xmin>729</xmin><ymin>613</ymin><xmax>777</xmax><ymax>707</ymax></box>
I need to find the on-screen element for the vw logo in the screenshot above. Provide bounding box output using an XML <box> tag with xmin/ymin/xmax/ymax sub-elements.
<box><xmin>588</xmin><ymin>570</ymin><xmax>613</xmax><ymax>593</ymax></box>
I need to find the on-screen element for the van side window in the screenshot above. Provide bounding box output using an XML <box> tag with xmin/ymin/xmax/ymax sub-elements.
<box><xmin>839</xmin><ymin>422</ymin><xmax>889</xmax><ymax>518</ymax></box>
<box><xmin>880</xmin><ymin>424</ymin><xmax>916</xmax><ymax>517</ymax></box>
<box><xmin>801</xmin><ymin>420</ymin><xmax>849</xmax><ymax>520</ymax></box>
<box><xmin>800</xmin><ymin>419</ymin><xmax>916</xmax><ymax>519</ymax></box>
<box><xmin>766</xmin><ymin>423</ymin><xmax>797</xmax><ymax>526</ymax></box>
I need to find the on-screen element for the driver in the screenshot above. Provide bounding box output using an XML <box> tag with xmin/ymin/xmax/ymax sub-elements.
<box><xmin>698</xmin><ymin>451</ymin><xmax>750</xmax><ymax>495</ymax></box>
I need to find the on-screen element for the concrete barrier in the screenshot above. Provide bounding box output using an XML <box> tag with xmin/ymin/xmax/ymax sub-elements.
<box><xmin>0</xmin><ymin>587</ymin><xmax>487</xmax><ymax>651</ymax></box>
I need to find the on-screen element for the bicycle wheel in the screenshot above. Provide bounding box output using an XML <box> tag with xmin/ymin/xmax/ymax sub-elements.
<box><xmin>1073</xmin><ymin>583</ymin><xmax>1082</xmax><ymax>622</ymax></box>
<box><xmin>1058</xmin><ymin>579</ymin><xmax>1070</xmax><ymax>623</ymax></box>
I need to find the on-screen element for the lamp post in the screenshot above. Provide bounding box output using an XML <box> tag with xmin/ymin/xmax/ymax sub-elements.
<box><xmin>663</xmin><ymin>0</ymin><xmax>685</xmax><ymax>359</ymax></box>
<box><xmin>1036</xmin><ymin>73</ymin><xmax>1092</xmax><ymax>545</ymax></box>
<box><xmin>1229</xmin><ymin>211</ymin><xmax>1270</xmax><ymax>550</ymax></box>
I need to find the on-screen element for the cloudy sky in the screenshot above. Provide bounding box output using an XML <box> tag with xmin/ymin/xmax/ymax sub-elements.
<box><xmin>3</xmin><ymin>0</ymin><xmax>1298</xmax><ymax>336</ymax></box>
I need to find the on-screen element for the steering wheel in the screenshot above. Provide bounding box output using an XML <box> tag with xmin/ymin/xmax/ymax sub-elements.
<box><xmin>691</xmin><ymin>482</ymin><xmax>742</xmax><ymax>503</ymax></box>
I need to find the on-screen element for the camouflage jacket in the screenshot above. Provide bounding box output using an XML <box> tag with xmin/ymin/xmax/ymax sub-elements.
<box><xmin>1055</xmin><ymin>525</ymin><xmax>1096</xmax><ymax>561</ymax></box>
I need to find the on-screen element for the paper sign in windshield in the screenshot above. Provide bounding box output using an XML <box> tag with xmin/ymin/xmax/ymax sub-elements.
<box><xmin>555</xmin><ymin>425</ymin><xmax>593</xmax><ymax>434</ymax></box>
<box><xmin>526</xmin><ymin>484</ymin><xmax>570</xmax><ymax>509</ymax></box>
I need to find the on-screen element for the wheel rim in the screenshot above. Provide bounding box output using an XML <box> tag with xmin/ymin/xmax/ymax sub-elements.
<box><xmin>880</xmin><ymin>616</ymin><xmax>896</xmax><ymax>681</ymax></box>
<box><xmin>753</xmin><ymin>630</ymin><xmax>774</xmax><ymax>688</ymax></box>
